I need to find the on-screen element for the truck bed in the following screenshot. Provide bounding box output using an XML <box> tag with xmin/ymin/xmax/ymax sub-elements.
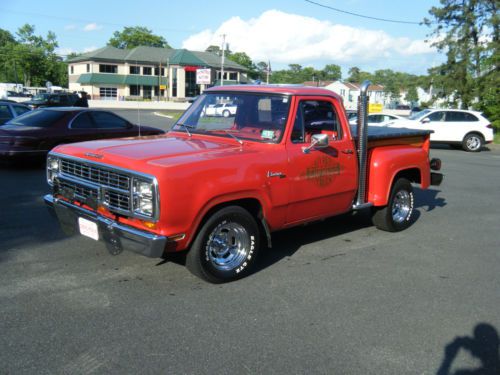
<box><xmin>350</xmin><ymin>125</ymin><xmax>432</xmax><ymax>148</ymax></box>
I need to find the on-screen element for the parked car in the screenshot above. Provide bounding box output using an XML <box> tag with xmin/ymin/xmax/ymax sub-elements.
<box><xmin>349</xmin><ymin>112</ymin><xmax>404</xmax><ymax>126</ymax></box>
<box><xmin>204</xmin><ymin>103</ymin><xmax>237</xmax><ymax>117</ymax></box>
<box><xmin>0</xmin><ymin>101</ymin><xmax>32</xmax><ymax>125</ymax></box>
<box><xmin>0</xmin><ymin>108</ymin><xmax>164</xmax><ymax>162</ymax></box>
<box><xmin>23</xmin><ymin>92</ymin><xmax>86</xmax><ymax>109</ymax></box>
<box><xmin>388</xmin><ymin>109</ymin><xmax>493</xmax><ymax>152</ymax></box>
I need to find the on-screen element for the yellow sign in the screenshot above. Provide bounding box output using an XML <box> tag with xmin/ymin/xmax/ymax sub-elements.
<box><xmin>369</xmin><ymin>103</ymin><xmax>383</xmax><ymax>113</ymax></box>
<box><xmin>159</xmin><ymin>85</ymin><xmax>167</xmax><ymax>90</ymax></box>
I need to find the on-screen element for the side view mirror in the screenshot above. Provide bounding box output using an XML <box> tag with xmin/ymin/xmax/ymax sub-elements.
<box><xmin>302</xmin><ymin>133</ymin><xmax>329</xmax><ymax>154</ymax></box>
<box><xmin>421</xmin><ymin>117</ymin><xmax>430</xmax><ymax>124</ymax></box>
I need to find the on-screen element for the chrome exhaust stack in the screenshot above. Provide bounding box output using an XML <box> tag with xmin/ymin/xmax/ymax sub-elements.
<box><xmin>353</xmin><ymin>80</ymin><xmax>373</xmax><ymax>210</ymax></box>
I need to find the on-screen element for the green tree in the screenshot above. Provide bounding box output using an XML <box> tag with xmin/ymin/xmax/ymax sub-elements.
<box><xmin>424</xmin><ymin>0</ymin><xmax>499</xmax><ymax>124</ymax></box>
<box><xmin>228</xmin><ymin>52</ymin><xmax>257</xmax><ymax>79</ymax></box>
<box><xmin>108</xmin><ymin>26</ymin><xmax>170</xmax><ymax>49</ymax></box>
<box><xmin>320</xmin><ymin>64</ymin><xmax>341</xmax><ymax>81</ymax></box>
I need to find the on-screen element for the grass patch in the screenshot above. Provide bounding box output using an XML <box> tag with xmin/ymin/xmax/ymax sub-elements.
<box><xmin>494</xmin><ymin>132</ymin><xmax>500</xmax><ymax>144</ymax></box>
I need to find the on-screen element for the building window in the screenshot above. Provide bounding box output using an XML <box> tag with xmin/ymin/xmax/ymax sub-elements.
<box><xmin>99</xmin><ymin>64</ymin><xmax>118</xmax><ymax>74</ymax></box>
<box><xmin>99</xmin><ymin>87</ymin><xmax>117</xmax><ymax>100</ymax></box>
<box><xmin>185</xmin><ymin>71</ymin><xmax>199</xmax><ymax>97</ymax></box>
<box><xmin>142</xmin><ymin>85</ymin><xmax>152</xmax><ymax>99</ymax></box>
<box><xmin>229</xmin><ymin>72</ymin><xmax>237</xmax><ymax>81</ymax></box>
<box><xmin>129</xmin><ymin>85</ymin><xmax>140</xmax><ymax>96</ymax></box>
<box><xmin>143</xmin><ymin>67</ymin><xmax>152</xmax><ymax>75</ymax></box>
<box><xmin>130</xmin><ymin>66</ymin><xmax>140</xmax><ymax>75</ymax></box>
<box><xmin>154</xmin><ymin>67</ymin><xmax>165</xmax><ymax>76</ymax></box>
<box><xmin>340</xmin><ymin>89</ymin><xmax>345</xmax><ymax>97</ymax></box>
<box><xmin>70</xmin><ymin>66</ymin><xmax>74</xmax><ymax>74</ymax></box>
<box><xmin>86</xmin><ymin>64</ymin><xmax>90</xmax><ymax>73</ymax></box>
<box><xmin>172</xmin><ymin>68</ymin><xmax>177</xmax><ymax>97</ymax></box>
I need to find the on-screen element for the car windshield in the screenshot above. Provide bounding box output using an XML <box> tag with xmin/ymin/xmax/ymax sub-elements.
<box><xmin>173</xmin><ymin>92</ymin><xmax>291</xmax><ymax>143</ymax></box>
<box><xmin>32</xmin><ymin>93</ymin><xmax>50</xmax><ymax>101</ymax></box>
<box><xmin>7</xmin><ymin>109</ymin><xmax>67</xmax><ymax>127</ymax></box>
<box><xmin>409</xmin><ymin>109</ymin><xmax>431</xmax><ymax>120</ymax></box>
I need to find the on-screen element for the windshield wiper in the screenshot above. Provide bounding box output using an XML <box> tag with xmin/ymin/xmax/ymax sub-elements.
<box><xmin>176</xmin><ymin>123</ymin><xmax>194</xmax><ymax>137</ymax></box>
<box><xmin>223</xmin><ymin>130</ymin><xmax>243</xmax><ymax>145</ymax></box>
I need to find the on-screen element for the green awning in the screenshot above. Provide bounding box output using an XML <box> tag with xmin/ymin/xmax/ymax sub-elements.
<box><xmin>77</xmin><ymin>73</ymin><xmax>167</xmax><ymax>86</ymax></box>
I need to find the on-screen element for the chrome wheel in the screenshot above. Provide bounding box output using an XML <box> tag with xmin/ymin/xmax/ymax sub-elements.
<box><xmin>206</xmin><ymin>222</ymin><xmax>250</xmax><ymax>271</ymax></box>
<box><xmin>391</xmin><ymin>190</ymin><xmax>412</xmax><ymax>223</ymax></box>
<box><xmin>465</xmin><ymin>135</ymin><xmax>481</xmax><ymax>151</ymax></box>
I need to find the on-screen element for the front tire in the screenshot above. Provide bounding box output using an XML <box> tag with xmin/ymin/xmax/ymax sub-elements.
<box><xmin>372</xmin><ymin>178</ymin><xmax>414</xmax><ymax>232</ymax></box>
<box><xmin>462</xmin><ymin>133</ymin><xmax>483</xmax><ymax>152</ymax></box>
<box><xmin>186</xmin><ymin>206</ymin><xmax>260</xmax><ymax>283</ymax></box>
<box><xmin>222</xmin><ymin>110</ymin><xmax>230</xmax><ymax>118</ymax></box>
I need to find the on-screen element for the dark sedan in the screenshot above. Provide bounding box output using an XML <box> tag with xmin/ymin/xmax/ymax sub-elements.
<box><xmin>0</xmin><ymin>108</ymin><xmax>164</xmax><ymax>162</ymax></box>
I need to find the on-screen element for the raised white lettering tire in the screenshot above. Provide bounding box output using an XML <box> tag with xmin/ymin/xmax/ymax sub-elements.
<box><xmin>372</xmin><ymin>178</ymin><xmax>414</xmax><ymax>232</ymax></box>
<box><xmin>186</xmin><ymin>206</ymin><xmax>260</xmax><ymax>283</ymax></box>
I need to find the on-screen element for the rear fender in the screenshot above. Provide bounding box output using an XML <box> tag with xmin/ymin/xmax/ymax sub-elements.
<box><xmin>367</xmin><ymin>146</ymin><xmax>430</xmax><ymax>206</ymax></box>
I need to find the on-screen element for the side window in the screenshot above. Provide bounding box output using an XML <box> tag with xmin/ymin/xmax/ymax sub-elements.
<box><xmin>71</xmin><ymin>112</ymin><xmax>96</xmax><ymax>129</ymax></box>
<box><xmin>50</xmin><ymin>95</ymin><xmax>61</xmax><ymax>104</ymax></box>
<box><xmin>370</xmin><ymin>115</ymin><xmax>383</xmax><ymax>123</ymax></box>
<box><xmin>446</xmin><ymin>111</ymin><xmax>478</xmax><ymax>122</ymax></box>
<box><xmin>291</xmin><ymin>100</ymin><xmax>341</xmax><ymax>143</ymax></box>
<box><xmin>13</xmin><ymin>106</ymin><xmax>31</xmax><ymax>116</ymax></box>
<box><xmin>90</xmin><ymin>111</ymin><xmax>128</xmax><ymax>128</ymax></box>
<box><xmin>0</xmin><ymin>104</ymin><xmax>13</xmax><ymax>123</ymax></box>
<box><xmin>427</xmin><ymin>111</ymin><xmax>445</xmax><ymax>121</ymax></box>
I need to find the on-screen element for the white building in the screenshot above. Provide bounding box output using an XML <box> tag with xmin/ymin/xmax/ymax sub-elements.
<box><xmin>325</xmin><ymin>81</ymin><xmax>387</xmax><ymax>110</ymax></box>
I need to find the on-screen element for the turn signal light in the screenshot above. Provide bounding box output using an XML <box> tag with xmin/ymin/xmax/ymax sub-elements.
<box><xmin>142</xmin><ymin>221</ymin><xmax>157</xmax><ymax>230</ymax></box>
<box><xmin>430</xmin><ymin>158</ymin><xmax>442</xmax><ymax>171</ymax></box>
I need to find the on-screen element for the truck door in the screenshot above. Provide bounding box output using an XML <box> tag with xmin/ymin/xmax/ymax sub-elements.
<box><xmin>285</xmin><ymin>96</ymin><xmax>358</xmax><ymax>224</ymax></box>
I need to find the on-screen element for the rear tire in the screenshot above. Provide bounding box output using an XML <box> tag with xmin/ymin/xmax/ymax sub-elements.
<box><xmin>462</xmin><ymin>133</ymin><xmax>483</xmax><ymax>152</ymax></box>
<box><xmin>186</xmin><ymin>206</ymin><xmax>260</xmax><ymax>283</ymax></box>
<box><xmin>223</xmin><ymin>110</ymin><xmax>230</xmax><ymax>118</ymax></box>
<box><xmin>372</xmin><ymin>178</ymin><xmax>414</xmax><ymax>232</ymax></box>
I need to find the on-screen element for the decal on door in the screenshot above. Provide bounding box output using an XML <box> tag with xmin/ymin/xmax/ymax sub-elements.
<box><xmin>302</xmin><ymin>155</ymin><xmax>341</xmax><ymax>187</ymax></box>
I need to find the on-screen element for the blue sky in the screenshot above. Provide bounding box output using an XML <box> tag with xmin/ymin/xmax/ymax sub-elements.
<box><xmin>0</xmin><ymin>0</ymin><xmax>443</xmax><ymax>76</ymax></box>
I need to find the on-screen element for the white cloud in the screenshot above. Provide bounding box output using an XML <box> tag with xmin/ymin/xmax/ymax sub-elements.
<box><xmin>83</xmin><ymin>46</ymin><xmax>98</xmax><ymax>53</ymax></box>
<box><xmin>64</xmin><ymin>24</ymin><xmax>77</xmax><ymax>31</ymax></box>
<box><xmin>182</xmin><ymin>10</ymin><xmax>438</xmax><ymax>73</ymax></box>
<box><xmin>83</xmin><ymin>23</ymin><xmax>103</xmax><ymax>32</ymax></box>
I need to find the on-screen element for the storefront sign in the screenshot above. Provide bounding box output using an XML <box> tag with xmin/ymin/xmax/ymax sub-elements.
<box><xmin>196</xmin><ymin>69</ymin><xmax>211</xmax><ymax>85</ymax></box>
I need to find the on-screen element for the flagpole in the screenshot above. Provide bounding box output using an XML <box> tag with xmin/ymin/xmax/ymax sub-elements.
<box><xmin>266</xmin><ymin>60</ymin><xmax>270</xmax><ymax>84</ymax></box>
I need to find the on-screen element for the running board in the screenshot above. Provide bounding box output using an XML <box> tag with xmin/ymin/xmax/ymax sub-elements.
<box><xmin>352</xmin><ymin>202</ymin><xmax>373</xmax><ymax>210</ymax></box>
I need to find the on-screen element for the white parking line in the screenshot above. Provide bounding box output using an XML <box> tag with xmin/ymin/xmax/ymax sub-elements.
<box><xmin>153</xmin><ymin>111</ymin><xmax>173</xmax><ymax>119</ymax></box>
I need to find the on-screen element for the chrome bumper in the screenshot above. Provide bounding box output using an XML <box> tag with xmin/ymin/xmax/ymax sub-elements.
<box><xmin>44</xmin><ymin>194</ymin><xmax>167</xmax><ymax>258</ymax></box>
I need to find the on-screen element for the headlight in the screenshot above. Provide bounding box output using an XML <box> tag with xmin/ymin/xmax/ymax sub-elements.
<box><xmin>46</xmin><ymin>155</ymin><xmax>59</xmax><ymax>185</ymax></box>
<box><xmin>133</xmin><ymin>178</ymin><xmax>155</xmax><ymax>217</ymax></box>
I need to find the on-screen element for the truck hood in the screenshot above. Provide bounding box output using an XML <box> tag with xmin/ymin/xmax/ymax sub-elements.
<box><xmin>53</xmin><ymin>134</ymin><xmax>250</xmax><ymax>169</ymax></box>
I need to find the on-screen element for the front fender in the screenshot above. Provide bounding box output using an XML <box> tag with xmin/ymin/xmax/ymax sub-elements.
<box><xmin>367</xmin><ymin>146</ymin><xmax>430</xmax><ymax>206</ymax></box>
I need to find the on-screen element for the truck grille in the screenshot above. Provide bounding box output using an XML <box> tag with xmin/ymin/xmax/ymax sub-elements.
<box><xmin>60</xmin><ymin>159</ymin><xmax>130</xmax><ymax>190</ymax></box>
<box><xmin>104</xmin><ymin>190</ymin><xmax>131</xmax><ymax>212</ymax></box>
<box><xmin>59</xmin><ymin>179</ymin><xmax>98</xmax><ymax>201</ymax></box>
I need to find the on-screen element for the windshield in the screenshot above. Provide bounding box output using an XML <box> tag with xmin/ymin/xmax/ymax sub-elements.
<box><xmin>32</xmin><ymin>93</ymin><xmax>50</xmax><ymax>101</ymax></box>
<box><xmin>409</xmin><ymin>109</ymin><xmax>431</xmax><ymax>120</ymax></box>
<box><xmin>7</xmin><ymin>109</ymin><xmax>67</xmax><ymax>127</ymax></box>
<box><xmin>173</xmin><ymin>92</ymin><xmax>291</xmax><ymax>143</ymax></box>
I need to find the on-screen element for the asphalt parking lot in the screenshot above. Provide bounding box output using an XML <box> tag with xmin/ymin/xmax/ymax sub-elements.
<box><xmin>1</xmin><ymin>143</ymin><xmax>499</xmax><ymax>374</ymax></box>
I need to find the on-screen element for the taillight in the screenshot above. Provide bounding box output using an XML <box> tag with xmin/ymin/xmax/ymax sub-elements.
<box><xmin>486</xmin><ymin>124</ymin><xmax>493</xmax><ymax>129</ymax></box>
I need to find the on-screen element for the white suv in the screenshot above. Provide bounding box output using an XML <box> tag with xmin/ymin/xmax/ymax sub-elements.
<box><xmin>389</xmin><ymin>109</ymin><xmax>494</xmax><ymax>152</ymax></box>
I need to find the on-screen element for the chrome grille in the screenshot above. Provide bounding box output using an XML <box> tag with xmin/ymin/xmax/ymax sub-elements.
<box><xmin>61</xmin><ymin>159</ymin><xmax>130</xmax><ymax>190</ymax></box>
<box><xmin>104</xmin><ymin>191</ymin><xmax>131</xmax><ymax>212</ymax></box>
<box><xmin>58</xmin><ymin>179</ymin><xmax>98</xmax><ymax>201</ymax></box>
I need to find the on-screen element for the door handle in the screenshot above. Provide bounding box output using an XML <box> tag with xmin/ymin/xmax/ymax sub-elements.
<box><xmin>342</xmin><ymin>149</ymin><xmax>354</xmax><ymax>154</ymax></box>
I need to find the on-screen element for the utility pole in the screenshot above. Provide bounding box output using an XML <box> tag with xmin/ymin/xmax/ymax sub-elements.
<box><xmin>220</xmin><ymin>34</ymin><xmax>226</xmax><ymax>86</ymax></box>
<box><xmin>166</xmin><ymin>57</ymin><xmax>170</xmax><ymax>101</ymax></box>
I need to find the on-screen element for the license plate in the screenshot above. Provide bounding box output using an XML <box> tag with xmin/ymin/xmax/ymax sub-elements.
<box><xmin>78</xmin><ymin>217</ymin><xmax>99</xmax><ymax>241</ymax></box>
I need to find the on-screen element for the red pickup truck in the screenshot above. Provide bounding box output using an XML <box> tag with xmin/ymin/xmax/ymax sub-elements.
<box><xmin>45</xmin><ymin>82</ymin><xmax>442</xmax><ymax>283</ymax></box>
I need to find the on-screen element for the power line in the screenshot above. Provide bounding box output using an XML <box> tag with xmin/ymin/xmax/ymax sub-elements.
<box><xmin>304</xmin><ymin>0</ymin><xmax>422</xmax><ymax>25</ymax></box>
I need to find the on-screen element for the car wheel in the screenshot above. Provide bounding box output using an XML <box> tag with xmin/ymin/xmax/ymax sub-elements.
<box><xmin>462</xmin><ymin>133</ymin><xmax>483</xmax><ymax>152</ymax></box>
<box><xmin>223</xmin><ymin>110</ymin><xmax>230</xmax><ymax>118</ymax></box>
<box><xmin>186</xmin><ymin>206</ymin><xmax>260</xmax><ymax>283</ymax></box>
<box><xmin>372</xmin><ymin>178</ymin><xmax>414</xmax><ymax>232</ymax></box>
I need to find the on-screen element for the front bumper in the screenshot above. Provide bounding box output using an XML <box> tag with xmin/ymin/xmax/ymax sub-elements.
<box><xmin>44</xmin><ymin>194</ymin><xmax>167</xmax><ymax>258</ymax></box>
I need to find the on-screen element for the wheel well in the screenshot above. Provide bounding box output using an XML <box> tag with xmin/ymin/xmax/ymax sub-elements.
<box><xmin>195</xmin><ymin>198</ymin><xmax>271</xmax><ymax>248</ymax></box>
<box><xmin>394</xmin><ymin>168</ymin><xmax>421</xmax><ymax>185</ymax></box>
<box><xmin>464</xmin><ymin>131</ymin><xmax>484</xmax><ymax>141</ymax></box>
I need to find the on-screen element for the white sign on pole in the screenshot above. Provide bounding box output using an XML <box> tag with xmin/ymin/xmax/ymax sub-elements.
<box><xmin>196</xmin><ymin>69</ymin><xmax>211</xmax><ymax>85</ymax></box>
